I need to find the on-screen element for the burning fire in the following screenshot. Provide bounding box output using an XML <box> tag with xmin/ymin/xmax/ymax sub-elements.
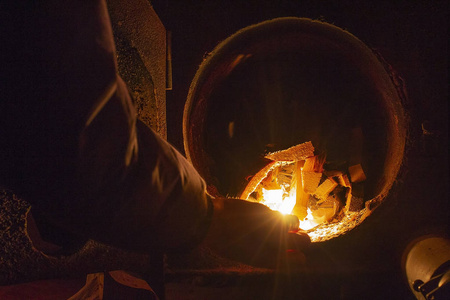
<box><xmin>260</xmin><ymin>188</ymin><xmax>296</xmax><ymax>215</ymax></box>
<box><xmin>257</xmin><ymin>169</ymin><xmax>328</xmax><ymax>231</ymax></box>
<box><xmin>241</xmin><ymin>140</ymin><xmax>369</xmax><ymax>242</ymax></box>
<box><xmin>259</xmin><ymin>187</ymin><xmax>320</xmax><ymax>230</ymax></box>
<box><xmin>299</xmin><ymin>208</ymin><xmax>321</xmax><ymax>231</ymax></box>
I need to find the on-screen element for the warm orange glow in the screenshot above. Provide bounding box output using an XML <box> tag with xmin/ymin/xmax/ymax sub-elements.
<box><xmin>241</xmin><ymin>142</ymin><xmax>370</xmax><ymax>242</ymax></box>
<box><xmin>260</xmin><ymin>184</ymin><xmax>327</xmax><ymax>230</ymax></box>
<box><xmin>299</xmin><ymin>208</ymin><xmax>321</xmax><ymax>231</ymax></box>
<box><xmin>260</xmin><ymin>188</ymin><xmax>296</xmax><ymax>215</ymax></box>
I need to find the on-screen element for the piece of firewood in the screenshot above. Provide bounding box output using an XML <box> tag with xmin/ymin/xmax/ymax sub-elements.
<box><xmin>303</xmin><ymin>154</ymin><xmax>326</xmax><ymax>172</ymax></box>
<box><xmin>321</xmin><ymin>195</ymin><xmax>339</xmax><ymax>222</ymax></box>
<box><xmin>260</xmin><ymin>169</ymin><xmax>281</xmax><ymax>190</ymax></box>
<box><xmin>314</xmin><ymin>178</ymin><xmax>338</xmax><ymax>201</ymax></box>
<box><xmin>337</xmin><ymin>173</ymin><xmax>351</xmax><ymax>187</ymax></box>
<box><xmin>310</xmin><ymin>195</ymin><xmax>338</xmax><ymax>224</ymax></box>
<box><xmin>265</xmin><ymin>141</ymin><xmax>314</xmax><ymax>162</ymax></box>
<box><xmin>348</xmin><ymin>163</ymin><xmax>367</xmax><ymax>183</ymax></box>
<box><xmin>300</xmin><ymin>154</ymin><xmax>325</xmax><ymax>194</ymax></box>
<box><xmin>301</xmin><ymin>171</ymin><xmax>322</xmax><ymax>194</ymax></box>
<box><xmin>241</xmin><ymin>161</ymin><xmax>279</xmax><ymax>200</ymax></box>
<box><xmin>291</xmin><ymin>161</ymin><xmax>309</xmax><ymax>220</ymax></box>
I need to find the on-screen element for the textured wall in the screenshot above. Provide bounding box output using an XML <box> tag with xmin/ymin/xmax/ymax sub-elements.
<box><xmin>108</xmin><ymin>0</ymin><xmax>167</xmax><ymax>138</ymax></box>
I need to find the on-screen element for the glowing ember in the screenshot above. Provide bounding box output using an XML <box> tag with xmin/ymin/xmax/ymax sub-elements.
<box><xmin>260</xmin><ymin>187</ymin><xmax>322</xmax><ymax>230</ymax></box>
<box><xmin>299</xmin><ymin>208</ymin><xmax>321</xmax><ymax>231</ymax></box>
<box><xmin>260</xmin><ymin>188</ymin><xmax>296</xmax><ymax>215</ymax></box>
<box><xmin>241</xmin><ymin>140</ymin><xmax>369</xmax><ymax>242</ymax></box>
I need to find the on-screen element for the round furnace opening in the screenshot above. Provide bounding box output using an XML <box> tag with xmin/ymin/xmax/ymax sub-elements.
<box><xmin>184</xmin><ymin>17</ymin><xmax>406</xmax><ymax>242</ymax></box>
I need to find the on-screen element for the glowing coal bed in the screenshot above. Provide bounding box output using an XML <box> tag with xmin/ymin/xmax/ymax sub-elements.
<box><xmin>240</xmin><ymin>141</ymin><xmax>372</xmax><ymax>243</ymax></box>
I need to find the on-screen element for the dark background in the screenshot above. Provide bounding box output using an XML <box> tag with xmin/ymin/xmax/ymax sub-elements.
<box><xmin>151</xmin><ymin>0</ymin><xmax>447</xmax><ymax>154</ymax></box>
